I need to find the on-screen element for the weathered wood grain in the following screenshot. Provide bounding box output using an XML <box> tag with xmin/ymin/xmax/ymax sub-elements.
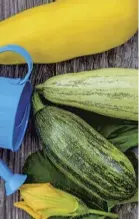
<box><xmin>0</xmin><ymin>1</ymin><xmax>138</xmax><ymax>219</ymax></box>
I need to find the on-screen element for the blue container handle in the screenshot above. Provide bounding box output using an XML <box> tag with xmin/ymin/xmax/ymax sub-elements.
<box><xmin>0</xmin><ymin>44</ymin><xmax>33</xmax><ymax>84</ymax></box>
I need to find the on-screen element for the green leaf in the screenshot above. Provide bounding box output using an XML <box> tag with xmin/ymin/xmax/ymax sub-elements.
<box><xmin>98</xmin><ymin>123</ymin><xmax>138</xmax><ymax>152</ymax></box>
<box><xmin>23</xmin><ymin>150</ymin><xmax>107</xmax><ymax>211</ymax></box>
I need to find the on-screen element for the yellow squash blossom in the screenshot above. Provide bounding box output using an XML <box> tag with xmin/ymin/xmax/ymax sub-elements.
<box><xmin>14</xmin><ymin>183</ymin><xmax>83</xmax><ymax>219</ymax></box>
<box><xmin>14</xmin><ymin>183</ymin><xmax>118</xmax><ymax>219</ymax></box>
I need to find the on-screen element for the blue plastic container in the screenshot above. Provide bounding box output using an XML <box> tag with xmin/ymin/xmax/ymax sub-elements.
<box><xmin>0</xmin><ymin>45</ymin><xmax>33</xmax><ymax>196</ymax></box>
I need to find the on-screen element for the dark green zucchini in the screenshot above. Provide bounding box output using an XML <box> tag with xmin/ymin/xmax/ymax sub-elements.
<box><xmin>33</xmin><ymin>92</ymin><xmax>137</xmax><ymax>202</ymax></box>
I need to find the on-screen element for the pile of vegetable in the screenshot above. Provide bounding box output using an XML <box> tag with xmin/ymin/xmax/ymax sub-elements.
<box><xmin>15</xmin><ymin>68</ymin><xmax>138</xmax><ymax>219</ymax></box>
<box><xmin>0</xmin><ymin>0</ymin><xmax>138</xmax><ymax>217</ymax></box>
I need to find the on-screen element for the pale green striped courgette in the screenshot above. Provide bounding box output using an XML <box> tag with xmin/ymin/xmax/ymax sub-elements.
<box><xmin>36</xmin><ymin>68</ymin><xmax>138</xmax><ymax>121</ymax></box>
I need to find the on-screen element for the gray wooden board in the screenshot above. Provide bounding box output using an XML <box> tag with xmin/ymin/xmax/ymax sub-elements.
<box><xmin>0</xmin><ymin>0</ymin><xmax>138</xmax><ymax>218</ymax></box>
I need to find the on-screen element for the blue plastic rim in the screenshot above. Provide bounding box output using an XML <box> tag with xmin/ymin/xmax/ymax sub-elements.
<box><xmin>0</xmin><ymin>44</ymin><xmax>33</xmax><ymax>84</ymax></box>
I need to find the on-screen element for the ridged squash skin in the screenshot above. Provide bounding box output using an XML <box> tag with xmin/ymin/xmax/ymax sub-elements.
<box><xmin>37</xmin><ymin>68</ymin><xmax>138</xmax><ymax>121</ymax></box>
<box><xmin>0</xmin><ymin>0</ymin><xmax>138</xmax><ymax>64</ymax></box>
<box><xmin>33</xmin><ymin>97</ymin><xmax>137</xmax><ymax>202</ymax></box>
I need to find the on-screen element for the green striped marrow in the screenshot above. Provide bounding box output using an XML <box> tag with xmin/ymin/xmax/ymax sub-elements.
<box><xmin>33</xmin><ymin>93</ymin><xmax>137</xmax><ymax>202</ymax></box>
<box><xmin>36</xmin><ymin>68</ymin><xmax>138</xmax><ymax>121</ymax></box>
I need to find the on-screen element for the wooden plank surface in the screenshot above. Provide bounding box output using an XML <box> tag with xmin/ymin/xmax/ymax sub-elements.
<box><xmin>0</xmin><ymin>1</ymin><xmax>138</xmax><ymax>219</ymax></box>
